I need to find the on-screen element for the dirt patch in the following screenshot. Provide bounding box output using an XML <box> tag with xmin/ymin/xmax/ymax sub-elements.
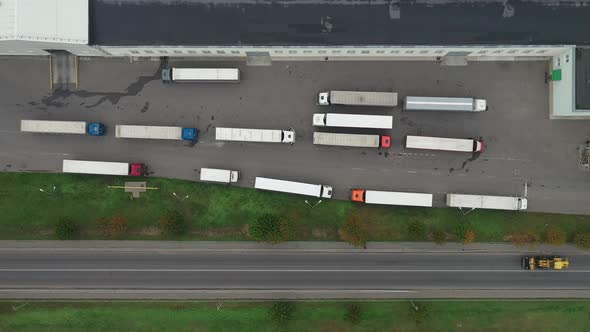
<box><xmin>138</xmin><ymin>226</ymin><xmax>160</xmax><ymax>236</ymax></box>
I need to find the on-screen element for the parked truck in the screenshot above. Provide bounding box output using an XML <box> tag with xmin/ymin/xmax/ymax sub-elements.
<box><xmin>254</xmin><ymin>177</ymin><xmax>333</xmax><ymax>198</ymax></box>
<box><xmin>115</xmin><ymin>125</ymin><xmax>198</xmax><ymax>141</ymax></box>
<box><xmin>317</xmin><ymin>91</ymin><xmax>398</xmax><ymax>107</ymax></box>
<box><xmin>446</xmin><ymin>193</ymin><xmax>527</xmax><ymax>211</ymax></box>
<box><xmin>215</xmin><ymin>127</ymin><xmax>295</xmax><ymax>144</ymax></box>
<box><xmin>313</xmin><ymin>132</ymin><xmax>391</xmax><ymax>148</ymax></box>
<box><xmin>20</xmin><ymin>120</ymin><xmax>105</xmax><ymax>136</ymax></box>
<box><xmin>312</xmin><ymin>113</ymin><xmax>393</xmax><ymax>129</ymax></box>
<box><xmin>200</xmin><ymin>168</ymin><xmax>239</xmax><ymax>184</ymax></box>
<box><xmin>62</xmin><ymin>159</ymin><xmax>146</xmax><ymax>177</ymax></box>
<box><xmin>405</xmin><ymin>135</ymin><xmax>484</xmax><ymax>153</ymax></box>
<box><xmin>523</xmin><ymin>256</ymin><xmax>569</xmax><ymax>270</ymax></box>
<box><xmin>404</xmin><ymin>96</ymin><xmax>487</xmax><ymax>112</ymax></box>
<box><xmin>161</xmin><ymin>68</ymin><xmax>240</xmax><ymax>83</ymax></box>
<box><xmin>351</xmin><ymin>189</ymin><xmax>433</xmax><ymax>207</ymax></box>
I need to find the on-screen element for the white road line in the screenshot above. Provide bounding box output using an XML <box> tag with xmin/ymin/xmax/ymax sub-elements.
<box><xmin>0</xmin><ymin>269</ymin><xmax>588</xmax><ymax>273</ymax></box>
<box><xmin>351</xmin><ymin>168</ymin><xmax>367</xmax><ymax>171</ymax></box>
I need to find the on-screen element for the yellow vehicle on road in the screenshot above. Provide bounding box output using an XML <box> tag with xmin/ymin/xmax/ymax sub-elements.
<box><xmin>523</xmin><ymin>256</ymin><xmax>570</xmax><ymax>270</ymax></box>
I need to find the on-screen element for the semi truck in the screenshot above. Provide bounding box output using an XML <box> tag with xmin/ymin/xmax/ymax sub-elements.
<box><xmin>523</xmin><ymin>256</ymin><xmax>569</xmax><ymax>270</ymax></box>
<box><xmin>317</xmin><ymin>91</ymin><xmax>398</xmax><ymax>107</ymax></box>
<box><xmin>161</xmin><ymin>68</ymin><xmax>240</xmax><ymax>83</ymax></box>
<box><xmin>200</xmin><ymin>168</ymin><xmax>239</xmax><ymax>184</ymax></box>
<box><xmin>115</xmin><ymin>125</ymin><xmax>198</xmax><ymax>141</ymax></box>
<box><xmin>405</xmin><ymin>135</ymin><xmax>484</xmax><ymax>153</ymax></box>
<box><xmin>20</xmin><ymin>120</ymin><xmax>105</xmax><ymax>136</ymax></box>
<box><xmin>404</xmin><ymin>96</ymin><xmax>487</xmax><ymax>112</ymax></box>
<box><xmin>254</xmin><ymin>177</ymin><xmax>333</xmax><ymax>198</ymax></box>
<box><xmin>313</xmin><ymin>132</ymin><xmax>391</xmax><ymax>148</ymax></box>
<box><xmin>215</xmin><ymin>127</ymin><xmax>295</xmax><ymax>144</ymax></box>
<box><xmin>312</xmin><ymin>113</ymin><xmax>393</xmax><ymax>129</ymax></box>
<box><xmin>351</xmin><ymin>189</ymin><xmax>433</xmax><ymax>207</ymax></box>
<box><xmin>62</xmin><ymin>159</ymin><xmax>146</xmax><ymax>177</ymax></box>
<box><xmin>446</xmin><ymin>193</ymin><xmax>528</xmax><ymax>211</ymax></box>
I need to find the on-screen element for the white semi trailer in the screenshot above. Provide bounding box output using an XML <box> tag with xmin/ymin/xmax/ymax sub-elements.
<box><xmin>312</xmin><ymin>113</ymin><xmax>393</xmax><ymax>129</ymax></box>
<box><xmin>405</xmin><ymin>135</ymin><xmax>485</xmax><ymax>153</ymax></box>
<box><xmin>352</xmin><ymin>189</ymin><xmax>433</xmax><ymax>207</ymax></box>
<box><xmin>317</xmin><ymin>91</ymin><xmax>398</xmax><ymax>107</ymax></box>
<box><xmin>200</xmin><ymin>168</ymin><xmax>239</xmax><ymax>184</ymax></box>
<box><xmin>446</xmin><ymin>193</ymin><xmax>527</xmax><ymax>211</ymax></box>
<box><xmin>62</xmin><ymin>160</ymin><xmax>146</xmax><ymax>177</ymax></box>
<box><xmin>404</xmin><ymin>96</ymin><xmax>487</xmax><ymax>112</ymax></box>
<box><xmin>215</xmin><ymin>127</ymin><xmax>295</xmax><ymax>144</ymax></box>
<box><xmin>161</xmin><ymin>68</ymin><xmax>240</xmax><ymax>83</ymax></box>
<box><xmin>20</xmin><ymin>120</ymin><xmax>105</xmax><ymax>136</ymax></box>
<box><xmin>313</xmin><ymin>132</ymin><xmax>391</xmax><ymax>148</ymax></box>
<box><xmin>254</xmin><ymin>177</ymin><xmax>333</xmax><ymax>198</ymax></box>
<box><xmin>115</xmin><ymin>125</ymin><xmax>197</xmax><ymax>141</ymax></box>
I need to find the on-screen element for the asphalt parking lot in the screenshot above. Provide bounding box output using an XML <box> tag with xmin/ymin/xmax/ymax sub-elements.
<box><xmin>1</xmin><ymin>56</ymin><xmax>589</xmax><ymax>214</ymax></box>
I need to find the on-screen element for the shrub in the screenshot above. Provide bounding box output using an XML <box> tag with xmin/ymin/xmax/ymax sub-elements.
<box><xmin>269</xmin><ymin>301</ymin><xmax>295</xmax><ymax>325</ymax></box>
<box><xmin>545</xmin><ymin>227</ymin><xmax>566</xmax><ymax>245</ymax></box>
<box><xmin>340</xmin><ymin>214</ymin><xmax>369</xmax><ymax>248</ymax></box>
<box><xmin>407</xmin><ymin>220</ymin><xmax>426</xmax><ymax>241</ymax></box>
<box><xmin>249</xmin><ymin>214</ymin><xmax>290</xmax><ymax>243</ymax></box>
<box><xmin>511</xmin><ymin>230</ymin><xmax>538</xmax><ymax>247</ymax></box>
<box><xmin>158</xmin><ymin>210</ymin><xmax>187</xmax><ymax>236</ymax></box>
<box><xmin>454</xmin><ymin>221</ymin><xmax>471</xmax><ymax>242</ymax></box>
<box><xmin>55</xmin><ymin>218</ymin><xmax>79</xmax><ymax>240</ymax></box>
<box><xmin>575</xmin><ymin>232</ymin><xmax>590</xmax><ymax>249</ymax></box>
<box><xmin>432</xmin><ymin>229</ymin><xmax>447</xmax><ymax>245</ymax></box>
<box><xmin>463</xmin><ymin>229</ymin><xmax>476</xmax><ymax>244</ymax></box>
<box><xmin>344</xmin><ymin>303</ymin><xmax>363</xmax><ymax>325</ymax></box>
<box><xmin>97</xmin><ymin>216</ymin><xmax>129</xmax><ymax>238</ymax></box>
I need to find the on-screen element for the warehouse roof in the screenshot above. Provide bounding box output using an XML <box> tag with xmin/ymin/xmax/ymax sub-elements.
<box><xmin>90</xmin><ymin>0</ymin><xmax>590</xmax><ymax>46</ymax></box>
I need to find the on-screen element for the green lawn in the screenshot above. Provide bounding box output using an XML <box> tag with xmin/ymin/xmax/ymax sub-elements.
<box><xmin>1</xmin><ymin>300</ymin><xmax>589</xmax><ymax>332</ymax></box>
<box><xmin>1</xmin><ymin>172</ymin><xmax>590</xmax><ymax>242</ymax></box>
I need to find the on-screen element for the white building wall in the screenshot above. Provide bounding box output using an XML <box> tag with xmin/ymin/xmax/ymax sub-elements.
<box><xmin>0</xmin><ymin>40</ymin><xmax>104</xmax><ymax>56</ymax></box>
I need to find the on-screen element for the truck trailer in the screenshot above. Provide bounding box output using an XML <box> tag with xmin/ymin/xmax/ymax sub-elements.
<box><xmin>161</xmin><ymin>68</ymin><xmax>240</xmax><ymax>83</ymax></box>
<box><xmin>313</xmin><ymin>132</ymin><xmax>391</xmax><ymax>148</ymax></box>
<box><xmin>446</xmin><ymin>193</ymin><xmax>527</xmax><ymax>211</ymax></box>
<box><xmin>405</xmin><ymin>135</ymin><xmax>484</xmax><ymax>153</ymax></box>
<box><xmin>215</xmin><ymin>127</ymin><xmax>295</xmax><ymax>144</ymax></box>
<box><xmin>312</xmin><ymin>113</ymin><xmax>393</xmax><ymax>129</ymax></box>
<box><xmin>20</xmin><ymin>120</ymin><xmax>105</xmax><ymax>136</ymax></box>
<box><xmin>317</xmin><ymin>91</ymin><xmax>398</xmax><ymax>107</ymax></box>
<box><xmin>254</xmin><ymin>177</ymin><xmax>333</xmax><ymax>198</ymax></box>
<box><xmin>200</xmin><ymin>168</ymin><xmax>239</xmax><ymax>184</ymax></box>
<box><xmin>404</xmin><ymin>96</ymin><xmax>487</xmax><ymax>112</ymax></box>
<box><xmin>62</xmin><ymin>160</ymin><xmax>146</xmax><ymax>177</ymax></box>
<box><xmin>351</xmin><ymin>189</ymin><xmax>433</xmax><ymax>207</ymax></box>
<box><xmin>115</xmin><ymin>125</ymin><xmax>198</xmax><ymax>141</ymax></box>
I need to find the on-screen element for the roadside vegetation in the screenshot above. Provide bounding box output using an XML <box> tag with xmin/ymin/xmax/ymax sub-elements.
<box><xmin>2</xmin><ymin>173</ymin><xmax>590</xmax><ymax>245</ymax></box>
<box><xmin>1</xmin><ymin>300</ymin><xmax>589</xmax><ymax>332</ymax></box>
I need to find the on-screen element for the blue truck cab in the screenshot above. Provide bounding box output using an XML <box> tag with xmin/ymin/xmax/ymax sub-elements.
<box><xmin>87</xmin><ymin>123</ymin><xmax>106</xmax><ymax>136</ymax></box>
<box><xmin>181</xmin><ymin>127</ymin><xmax>199</xmax><ymax>142</ymax></box>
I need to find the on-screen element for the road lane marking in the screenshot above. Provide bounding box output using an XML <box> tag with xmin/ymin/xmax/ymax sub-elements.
<box><xmin>1</xmin><ymin>269</ymin><xmax>589</xmax><ymax>273</ymax></box>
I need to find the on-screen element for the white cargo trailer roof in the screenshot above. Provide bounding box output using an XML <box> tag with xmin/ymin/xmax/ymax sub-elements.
<box><xmin>172</xmin><ymin>68</ymin><xmax>239</xmax><ymax>81</ymax></box>
<box><xmin>330</xmin><ymin>91</ymin><xmax>398</xmax><ymax>107</ymax></box>
<box><xmin>365</xmin><ymin>190</ymin><xmax>433</xmax><ymax>207</ymax></box>
<box><xmin>313</xmin><ymin>132</ymin><xmax>379</xmax><ymax>147</ymax></box>
<box><xmin>405</xmin><ymin>96</ymin><xmax>474</xmax><ymax>111</ymax></box>
<box><xmin>115</xmin><ymin>125</ymin><xmax>182</xmax><ymax>140</ymax></box>
<box><xmin>200</xmin><ymin>168</ymin><xmax>231</xmax><ymax>182</ymax></box>
<box><xmin>446</xmin><ymin>194</ymin><xmax>522</xmax><ymax>210</ymax></box>
<box><xmin>325</xmin><ymin>113</ymin><xmax>393</xmax><ymax>129</ymax></box>
<box><xmin>20</xmin><ymin>120</ymin><xmax>86</xmax><ymax>134</ymax></box>
<box><xmin>255</xmin><ymin>177</ymin><xmax>322</xmax><ymax>198</ymax></box>
<box><xmin>62</xmin><ymin>160</ymin><xmax>129</xmax><ymax>176</ymax></box>
<box><xmin>406</xmin><ymin>135</ymin><xmax>475</xmax><ymax>152</ymax></box>
<box><xmin>216</xmin><ymin>127</ymin><xmax>282</xmax><ymax>142</ymax></box>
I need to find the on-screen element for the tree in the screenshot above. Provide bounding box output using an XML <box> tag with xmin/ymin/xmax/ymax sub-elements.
<box><xmin>340</xmin><ymin>214</ymin><xmax>369</xmax><ymax>248</ymax></box>
<box><xmin>158</xmin><ymin>210</ymin><xmax>187</xmax><ymax>236</ymax></box>
<box><xmin>97</xmin><ymin>216</ymin><xmax>128</xmax><ymax>238</ymax></box>
<box><xmin>269</xmin><ymin>301</ymin><xmax>295</xmax><ymax>325</ymax></box>
<box><xmin>55</xmin><ymin>218</ymin><xmax>79</xmax><ymax>240</ymax></box>
<box><xmin>575</xmin><ymin>232</ymin><xmax>590</xmax><ymax>249</ymax></box>
<box><xmin>432</xmin><ymin>229</ymin><xmax>447</xmax><ymax>245</ymax></box>
<box><xmin>344</xmin><ymin>303</ymin><xmax>363</xmax><ymax>325</ymax></box>
<box><xmin>511</xmin><ymin>230</ymin><xmax>538</xmax><ymax>247</ymax></box>
<box><xmin>545</xmin><ymin>227</ymin><xmax>566</xmax><ymax>245</ymax></box>
<box><xmin>407</xmin><ymin>220</ymin><xmax>426</xmax><ymax>241</ymax></box>
<box><xmin>463</xmin><ymin>229</ymin><xmax>476</xmax><ymax>244</ymax></box>
<box><xmin>249</xmin><ymin>214</ymin><xmax>290</xmax><ymax>243</ymax></box>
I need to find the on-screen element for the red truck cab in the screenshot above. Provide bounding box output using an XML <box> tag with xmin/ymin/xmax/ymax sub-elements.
<box><xmin>129</xmin><ymin>163</ymin><xmax>147</xmax><ymax>176</ymax></box>
<box><xmin>351</xmin><ymin>189</ymin><xmax>367</xmax><ymax>203</ymax></box>
<box><xmin>380</xmin><ymin>135</ymin><xmax>392</xmax><ymax>148</ymax></box>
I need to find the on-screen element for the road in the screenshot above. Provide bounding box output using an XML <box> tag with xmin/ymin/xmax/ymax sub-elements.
<box><xmin>1</xmin><ymin>57</ymin><xmax>590</xmax><ymax>213</ymax></box>
<box><xmin>1</xmin><ymin>241</ymin><xmax>590</xmax><ymax>299</ymax></box>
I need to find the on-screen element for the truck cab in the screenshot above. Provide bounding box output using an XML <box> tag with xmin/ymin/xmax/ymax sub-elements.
<box><xmin>321</xmin><ymin>185</ymin><xmax>333</xmax><ymax>198</ymax></box>
<box><xmin>381</xmin><ymin>135</ymin><xmax>392</xmax><ymax>148</ymax></box>
<box><xmin>181</xmin><ymin>128</ymin><xmax>199</xmax><ymax>141</ymax></box>
<box><xmin>161</xmin><ymin>68</ymin><xmax>173</xmax><ymax>82</ymax></box>
<box><xmin>129</xmin><ymin>163</ymin><xmax>147</xmax><ymax>177</ymax></box>
<box><xmin>87</xmin><ymin>123</ymin><xmax>106</xmax><ymax>136</ymax></box>
<box><xmin>351</xmin><ymin>189</ymin><xmax>366</xmax><ymax>203</ymax></box>
<box><xmin>317</xmin><ymin>92</ymin><xmax>330</xmax><ymax>105</ymax></box>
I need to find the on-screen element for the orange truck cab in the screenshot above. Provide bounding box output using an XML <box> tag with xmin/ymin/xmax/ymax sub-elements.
<box><xmin>351</xmin><ymin>189</ymin><xmax>367</xmax><ymax>203</ymax></box>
